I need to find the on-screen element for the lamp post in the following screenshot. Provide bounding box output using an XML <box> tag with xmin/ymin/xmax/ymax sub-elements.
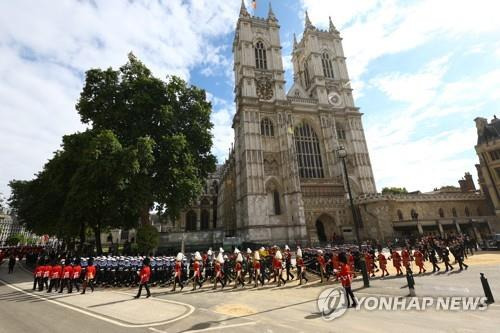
<box><xmin>336</xmin><ymin>146</ymin><xmax>361</xmax><ymax>245</ymax></box>
<box><xmin>337</xmin><ymin>146</ymin><xmax>369</xmax><ymax>287</ymax></box>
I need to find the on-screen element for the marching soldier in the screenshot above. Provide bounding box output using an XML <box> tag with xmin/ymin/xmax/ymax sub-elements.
<box><xmin>274</xmin><ymin>249</ymin><xmax>286</xmax><ymax>287</ymax></box>
<box><xmin>171</xmin><ymin>253</ymin><xmax>184</xmax><ymax>292</ymax></box>
<box><xmin>245</xmin><ymin>248</ymin><xmax>253</xmax><ymax>284</ymax></box>
<box><xmin>233</xmin><ymin>252</ymin><xmax>245</xmax><ymax>289</ymax></box>
<box><xmin>284</xmin><ymin>245</ymin><xmax>294</xmax><ymax>281</ymax></box>
<box><xmin>33</xmin><ymin>259</ymin><xmax>44</xmax><ymax>291</ymax></box>
<box><xmin>134</xmin><ymin>257</ymin><xmax>151</xmax><ymax>298</ymax></box>
<box><xmin>81</xmin><ymin>258</ymin><xmax>96</xmax><ymax>294</ymax></box>
<box><xmin>414</xmin><ymin>248</ymin><xmax>426</xmax><ymax>274</ymax></box>
<box><xmin>71</xmin><ymin>258</ymin><xmax>82</xmax><ymax>293</ymax></box>
<box><xmin>42</xmin><ymin>261</ymin><xmax>51</xmax><ymax>291</ymax></box>
<box><xmin>391</xmin><ymin>249</ymin><xmax>403</xmax><ymax>275</ymax></box>
<box><xmin>401</xmin><ymin>247</ymin><xmax>411</xmax><ymax>273</ymax></box>
<box><xmin>192</xmin><ymin>252</ymin><xmax>203</xmax><ymax>290</ymax></box>
<box><xmin>296</xmin><ymin>247</ymin><xmax>308</xmax><ymax>285</ymax></box>
<box><xmin>253</xmin><ymin>250</ymin><xmax>264</xmax><ymax>287</ymax></box>
<box><xmin>377</xmin><ymin>251</ymin><xmax>389</xmax><ymax>277</ymax></box>
<box><xmin>441</xmin><ymin>246</ymin><xmax>454</xmax><ymax>271</ymax></box>
<box><xmin>337</xmin><ymin>261</ymin><xmax>356</xmax><ymax>308</ymax></box>
<box><xmin>428</xmin><ymin>247</ymin><xmax>441</xmax><ymax>272</ymax></box>
<box><xmin>48</xmin><ymin>260</ymin><xmax>62</xmax><ymax>293</ymax></box>
<box><xmin>317</xmin><ymin>250</ymin><xmax>327</xmax><ymax>283</ymax></box>
<box><xmin>365</xmin><ymin>251</ymin><xmax>375</xmax><ymax>277</ymax></box>
<box><xmin>59</xmin><ymin>259</ymin><xmax>73</xmax><ymax>293</ymax></box>
<box><xmin>213</xmin><ymin>252</ymin><xmax>225</xmax><ymax>290</ymax></box>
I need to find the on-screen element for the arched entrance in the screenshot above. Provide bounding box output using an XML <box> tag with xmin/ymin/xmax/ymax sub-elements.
<box><xmin>316</xmin><ymin>220</ymin><xmax>327</xmax><ymax>242</ymax></box>
<box><xmin>315</xmin><ymin>213</ymin><xmax>338</xmax><ymax>243</ymax></box>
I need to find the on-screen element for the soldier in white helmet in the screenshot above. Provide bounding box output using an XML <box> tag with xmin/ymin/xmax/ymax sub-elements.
<box><xmin>245</xmin><ymin>248</ymin><xmax>253</xmax><ymax>284</ymax></box>
<box><xmin>171</xmin><ymin>252</ymin><xmax>184</xmax><ymax>292</ymax></box>
<box><xmin>253</xmin><ymin>250</ymin><xmax>264</xmax><ymax>287</ymax></box>
<box><xmin>233</xmin><ymin>252</ymin><xmax>245</xmax><ymax>289</ymax></box>
<box><xmin>213</xmin><ymin>252</ymin><xmax>225</xmax><ymax>290</ymax></box>
<box><xmin>284</xmin><ymin>245</ymin><xmax>294</xmax><ymax>281</ymax></box>
<box><xmin>192</xmin><ymin>252</ymin><xmax>203</xmax><ymax>290</ymax></box>
<box><xmin>296</xmin><ymin>247</ymin><xmax>308</xmax><ymax>285</ymax></box>
<box><xmin>274</xmin><ymin>250</ymin><xmax>286</xmax><ymax>287</ymax></box>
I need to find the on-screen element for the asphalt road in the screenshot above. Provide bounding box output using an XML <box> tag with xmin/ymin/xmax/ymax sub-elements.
<box><xmin>1</xmin><ymin>254</ymin><xmax>500</xmax><ymax>333</ymax></box>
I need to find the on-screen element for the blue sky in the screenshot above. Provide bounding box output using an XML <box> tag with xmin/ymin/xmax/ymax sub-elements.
<box><xmin>0</xmin><ymin>0</ymin><xmax>499</xmax><ymax>200</ymax></box>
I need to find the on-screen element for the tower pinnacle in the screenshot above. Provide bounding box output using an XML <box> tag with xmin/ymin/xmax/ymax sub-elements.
<box><xmin>305</xmin><ymin>10</ymin><xmax>314</xmax><ymax>30</ymax></box>
<box><xmin>240</xmin><ymin>0</ymin><xmax>249</xmax><ymax>17</ymax></box>
<box><xmin>268</xmin><ymin>1</ymin><xmax>277</xmax><ymax>21</ymax></box>
<box><xmin>329</xmin><ymin>16</ymin><xmax>338</xmax><ymax>34</ymax></box>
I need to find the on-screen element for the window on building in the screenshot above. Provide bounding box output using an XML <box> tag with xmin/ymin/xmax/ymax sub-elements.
<box><xmin>438</xmin><ymin>208</ymin><xmax>444</xmax><ymax>218</ymax></box>
<box><xmin>336</xmin><ymin>122</ymin><xmax>346</xmax><ymax>140</ymax></box>
<box><xmin>201</xmin><ymin>209</ymin><xmax>209</xmax><ymax>230</ymax></box>
<box><xmin>186</xmin><ymin>210</ymin><xmax>197</xmax><ymax>231</ymax></box>
<box><xmin>304</xmin><ymin>60</ymin><xmax>311</xmax><ymax>89</ymax></box>
<box><xmin>294</xmin><ymin>123</ymin><xmax>325</xmax><ymax>178</ymax></box>
<box><xmin>261</xmin><ymin>118</ymin><xmax>274</xmax><ymax>136</ymax></box>
<box><xmin>465</xmin><ymin>207</ymin><xmax>470</xmax><ymax>217</ymax></box>
<box><xmin>273</xmin><ymin>191</ymin><xmax>281</xmax><ymax>215</ymax></box>
<box><xmin>255</xmin><ymin>41</ymin><xmax>267</xmax><ymax>70</ymax></box>
<box><xmin>489</xmin><ymin>150</ymin><xmax>500</xmax><ymax>161</ymax></box>
<box><xmin>397</xmin><ymin>210</ymin><xmax>403</xmax><ymax>221</ymax></box>
<box><xmin>452</xmin><ymin>207</ymin><xmax>457</xmax><ymax>217</ymax></box>
<box><xmin>321</xmin><ymin>53</ymin><xmax>334</xmax><ymax>78</ymax></box>
<box><xmin>410</xmin><ymin>209</ymin><xmax>418</xmax><ymax>220</ymax></box>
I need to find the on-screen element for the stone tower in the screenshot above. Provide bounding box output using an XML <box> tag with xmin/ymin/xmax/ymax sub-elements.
<box><xmin>230</xmin><ymin>4</ymin><xmax>376</xmax><ymax>245</ymax></box>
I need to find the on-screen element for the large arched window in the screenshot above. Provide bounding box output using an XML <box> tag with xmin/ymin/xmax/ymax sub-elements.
<box><xmin>273</xmin><ymin>191</ymin><xmax>281</xmax><ymax>215</ymax></box>
<box><xmin>336</xmin><ymin>122</ymin><xmax>346</xmax><ymax>140</ymax></box>
<box><xmin>321</xmin><ymin>53</ymin><xmax>334</xmax><ymax>78</ymax></box>
<box><xmin>294</xmin><ymin>123</ymin><xmax>324</xmax><ymax>178</ymax></box>
<box><xmin>255</xmin><ymin>41</ymin><xmax>267</xmax><ymax>69</ymax></box>
<box><xmin>261</xmin><ymin>118</ymin><xmax>274</xmax><ymax>136</ymax></box>
<box><xmin>438</xmin><ymin>208</ymin><xmax>444</xmax><ymax>218</ymax></box>
<box><xmin>201</xmin><ymin>209</ymin><xmax>209</xmax><ymax>230</ymax></box>
<box><xmin>186</xmin><ymin>210</ymin><xmax>197</xmax><ymax>231</ymax></box>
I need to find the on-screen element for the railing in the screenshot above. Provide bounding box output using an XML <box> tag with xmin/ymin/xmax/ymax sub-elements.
<box><xmin>287</xmin><ymin>96</ymin><xmax>318</xmax><ymax>104</ymax></box>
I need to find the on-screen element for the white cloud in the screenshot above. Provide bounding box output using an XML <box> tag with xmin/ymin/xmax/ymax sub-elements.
<box><xmin>0</xmin><ymin>0</ymin><xmax>241</xmax><ymax>196</ymax></box>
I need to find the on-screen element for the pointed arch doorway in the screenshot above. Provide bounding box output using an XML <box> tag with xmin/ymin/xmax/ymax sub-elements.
<box><xmin>315</xmin><ymin>220</ymin><xmax>327</xmax><ymax>242</ymax></box>
<box><xmin>315</xmin><ymin>213</ymin><xmax>338</xmax><ymax>243</ymax></box>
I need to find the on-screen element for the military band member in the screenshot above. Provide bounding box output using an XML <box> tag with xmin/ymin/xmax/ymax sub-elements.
<box><xmin>253</xmin><ymin>250</ymin><xmax>264</xmax><ymax>287</ymax></box>
<box><xmin>172</xmin><ymin>253</ymin><xmax>184</xmax><ymax>292</ymax></box>
<box><xmin>296</xmin><ymin>247</ymin><xmax>308</xmax><ymax>285</ymax></box>
<box><xmin>192</xmin><ymin>252</ymin><xmax>203</xmax><ymax>290</ymax></box>
<box><xmin>213</xmin><ymin>252</ymin><xmax>225</xmax><ymax>290</ymax></box>
<box><xmin>233</xmin><ymin>252</ymin><xmax>245</xmax><ymax>289</ymax></box>
<box><xmin>274</xmin><ymin>250</ymin><xmax>286</xmax><ymax>287</ymax></box>
<box><xmin>283</xmin><ymin>245</ymin><xmax>294</xmax><ymax>281</ymax></box>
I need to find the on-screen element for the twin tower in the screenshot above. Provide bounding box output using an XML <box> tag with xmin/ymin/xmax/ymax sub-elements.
<box><xmin>217</xmin><ymin>2</ymin><xmax>376</xmax><ymax>246</ymax></box>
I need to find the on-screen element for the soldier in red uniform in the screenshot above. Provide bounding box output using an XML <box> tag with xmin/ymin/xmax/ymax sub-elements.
<box><xmin>317</xmin><ymin>250</ymin><xmax>327</xmax><ymax>283</ymax></box>
<box><xmin>414</xmin><ymin>248</ymin><xmax>426</xmax><ymax>274</ymax></box>
<box><xmin>213</xmin><ymin>253</ymin><xmax>226</xmax><ymax>290</ymax></box>
<box><xmin>42</xmin><ymin>262</ymin><xmax>51</xmax><ymax>291</ymax></box>
<box><xmin>253</xmin><ymin>251</ymin><xmax>263</xmax><ymax>287</ymax></box>
<box><xmin>296</xmin><ymin>247</ymin><xmax>308</xmax><ymax>285</ymax></box>
<box><xmin>377</xmin><ymin>251</ymin><xmax>389</xmax><ymax>277</ymax></box>
<box><xmin>192</xmin><ymin>252</ymin><xmax>203</xmax><ymax>290</ymax></box>
<box><xmin>48</xmin><ymin>260</ymin><xmax>62</xmax><ymax>293</ymax></box>
<box><xmin>274</xmin><ymin>250</ymin><xmax>286</xmax><ymax>287</ymax></box>
<box><xmin>364</xmin><ymin>251</ymin><xmax>375</xmax><ymax>277</ymax></box>
<box><xmin>71</xmin><ymin>259</ymin><xmax>82</xmax><ymax>293</ymax></box>
<box><xmin>33</xmin><ymin>259</ymin><xmax>44</xmax><ymax>291</ymax></box>
<box><xmin>233</xmin><ymin>252</ymin><xmax>245</xmax><ymax>289</ymax></box>
<box><xmin>81</xmin><ymin>258</ymin><xmax>95</xmax><ymax>294</ymax></box>
<box><xmin>401</xmin><ymin>247</ymin><xmax>411</xmax><ymax>272</ymax></box>
<box><xmin>171</xmin><ymin>253</ymin><xmax>184</xmax><ymax>292</ymax></box>
<box><xmin>284</xmin><ymin>245</ymin><xmax>294</xmax><ymax>281</ymax></box>
<box><xmin>134</xmin><ymin>257</ymin><xmax>151</xmax><ymax>298</ymax></box>
<box><xmin>391</xmin><ymin>250</ymin><xmax>403</xmax><ymax>275</ymax></box>
<box><xmin>337</xmin><ymin>262</ymin><xmax>356</xmax><ymax>308</ymax></box>
<box><xmin>59</xmin><ymin>259</ymin><xmax>74</xmax><ymax>293</ymax></box>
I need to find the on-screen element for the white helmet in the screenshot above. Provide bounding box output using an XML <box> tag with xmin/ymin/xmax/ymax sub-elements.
<box><xmin>216</xmin><ymin>253</ymin><xmax>224</xmax><ymax>263</ymax></box>
<box><xmin>318</xmin><ymin>250</ymin><xmax>323</xmax><ymax>255</ymax></box>
<box><xmin>254</xmin><ymin>251</ymin><xmax>260</xmax><ymax>261</ymax></box>
<box><xmin>223</xmin><ymin>254</ymin><xmax>228</xmax><ymax>260</ymax></box>
<box><xmin>176</xmin><ymin>252</ymin><xmax>183</xmax><ymax>261</ymax></box>
<box><xmin>194</xmin><ymin>251</ymin><xmax>202</xmax><ymax>261</ymax></box>
<box><xmin>285</xmin><ymin>245</ymin><xmax>290</xmax><ymax>251</ymax></box>
<box><xmin>236</xmin><ymin>253</ymin><xmax>243</xmax><ymax>262</ymax></box>
<box><xmin>234</xmin><ymin>248</ymin><xmax>240</xmax><ymax>254</ymax></box>
<box><xmin>219</xmin><ymin>247</ymin><xmax>224</xmax><ymax>253</ymax></box>
<box><xmin>259</xmin><ymin>247</ymin><xmax>265</xmax><ymax>251</ymax></box>
<box><xmin>207</xmin><ymin>248</ymin><xmax>213</xmax><ymax>256</ymax></box>
<box><xmin>247</xmin><ymin>248</ymin><xmax>252</xmax><ymax>254</ymax></box>
<box><xmin>275</xmin><ymin>250</ymin><xmax>282</xmax><ymax>260</ymax></box>
<box><xmin>297</xmin><ymin>247</ymin><xmax>303</xmax><ymax>258</ymax></box>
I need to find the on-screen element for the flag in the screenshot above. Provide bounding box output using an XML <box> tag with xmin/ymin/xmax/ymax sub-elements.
<box><xmin>251</xmin><ymin>0</ymin><xmax>257</xmax><ymax>9</ymax></box>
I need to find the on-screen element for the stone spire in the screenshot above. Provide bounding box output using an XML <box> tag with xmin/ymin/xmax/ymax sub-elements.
<box><xmin>240</xmin><ymin>0</ymin><xmax>249</xmax><ymax>17</ymax></box>
<box><xmin>305</xmin><ymin>10</ymin><xmax>314</xmax><ymax>30</ymax></box>
<box><xmin>293</xmin><ymin>33</ymin><xmax>298</xmax><ymax>48</ymax></box>
<box><xmin>329</xmin><ymin>16</ymin><xmax>339</xmax><ymax>34</ymax></box>
<box><xmin>268</xmin><ymin>1</ymin><xmax>277</xmax><ymax>21</ymax></box>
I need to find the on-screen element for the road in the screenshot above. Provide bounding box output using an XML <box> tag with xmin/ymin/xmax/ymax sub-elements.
<box><xmin>1</xmin><ymin>252</ymin><xmax>500</xmax><ymax>333</ymax></box>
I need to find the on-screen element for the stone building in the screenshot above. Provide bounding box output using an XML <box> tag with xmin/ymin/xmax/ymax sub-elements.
<box><xmin>474</xmin><ymin>116</ymin><xmax>500</xmax><ymax>218</ymax></box>
<box><xmin>156</xmin><ymin>5</ymin><xmax>376</xmax><ymax>250</ymax></box>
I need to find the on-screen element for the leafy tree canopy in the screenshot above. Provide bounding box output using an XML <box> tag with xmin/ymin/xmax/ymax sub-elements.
<box><xmin>136</xmin><ymin>224</ymin><xmax>160</xmax><ymax>255</ymax></box>
<box><xmin>381</xmin><ymin>187</ymin><xmax>408</xmax><ymax>195</ymax></box>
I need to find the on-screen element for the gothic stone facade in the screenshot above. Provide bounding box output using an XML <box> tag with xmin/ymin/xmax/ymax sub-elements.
<box><xmin>156</xmin><ymin>7</ymin><xmax>377</xmax><ymax>250</ymax></box>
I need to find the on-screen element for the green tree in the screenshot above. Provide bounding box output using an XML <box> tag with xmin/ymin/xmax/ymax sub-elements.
<box><xmin>381</xmin><ymin>187</ymin><xmax>408</xmax><ymax>195</ymax></box>
<box><xmin>136</xmin><ymin>225</ymin><xmax>160</xmax><ymax>255</ymax></box>
<box><xmin>6</xmin><ymin>234</ymin><xmax>24</xmax><ymax>246</ymax></box>
<box><xmin>76</xmin><ymin>53</ymin><xmax>216</xmax><ymax>223</ymax></box>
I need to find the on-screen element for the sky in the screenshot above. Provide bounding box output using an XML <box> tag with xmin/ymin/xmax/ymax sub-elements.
<box><xmin>1</xmin><ymin>0</ymin><xmax>499</xmax><ymax>200</ymax></box>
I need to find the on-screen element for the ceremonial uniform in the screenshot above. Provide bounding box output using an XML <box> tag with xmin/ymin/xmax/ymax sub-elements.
<box><xmin>391</xmin><ymin>251</ymin><xmax>403</xmax><ymax>275</ymax></box>
<box><xmin>135</xmin><ymin>258</ymin><xmax>151</xmax><ymax>298</ymax></box>
<box><xmin>48</xmin><ymin>263</ymin><xmax>62</xmax><ymax>293</ymax></box>
<box><xmin>317</xmin><ymin>251</ymin><xmax>327</xmax><ymax>283</ymax></box>
<box><xmin>414</xmin><ymin>250</ymin><xmax>426</xmax><ymax>274</ymax></box>
<box><xmin>284</xmin><ymin>246</ymin><xmax>294</xmax><ymax>281</ymax></box>
<box><xmin>81</xmin><ymin>261</ymin><xmax>95</xmax><ymax>294</ymax></box>
<box><xmin>296</xmin><ymin>248</ymin><xmax>308</xmax><ymax>285</ymax></box>
<box><xmin>337</xmin><ymin>263</ymin><xmax>356</xmax><ymax>308</ymax></box>
<box><xmin>192</xmin><ymin>252</ymin><xmax>203</xmax><ymax>290</ymax></box>
<box><xmin>72</xmin><ymin>262</ymin><xmax>82</xmax><ymax>292</ymax></box>
<box><xmin>171</xmin><ymin>253</ymin><xmax>184</xmax><ymax>292</ymax></box>
<box><xmin>59</xmin><ymin>263</ymin><xmax>73</xmax><ymax>293</ymax></box>
<box><xmin>377</xmin><ymin>252</ymin><xmax>389</xmax><ymax>277</ymax></box>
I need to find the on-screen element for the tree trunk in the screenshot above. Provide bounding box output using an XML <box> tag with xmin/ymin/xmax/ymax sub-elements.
<box><xmin>94</xmin><ymin>224</ymin><xmax>102</xmax><ymax>255</ymax></box>
<box><xmin>140</xmin><ymin>205</ymin><xmax>151</xmax><ymax>225</ymax></box>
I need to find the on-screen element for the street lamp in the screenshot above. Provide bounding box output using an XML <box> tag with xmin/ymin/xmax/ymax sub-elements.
<box><xmin>336</xmin><ymin>146</ymin><xmax>361</xmax><ymax>245</ymax></box>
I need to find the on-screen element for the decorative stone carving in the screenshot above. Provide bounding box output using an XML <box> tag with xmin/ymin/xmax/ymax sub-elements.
<box><xmin>256</xmin><ymin>77</ymin><xmax>274</xmax><ymax>100</ymax></box>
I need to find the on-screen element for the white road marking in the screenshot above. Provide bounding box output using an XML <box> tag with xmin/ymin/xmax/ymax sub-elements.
<box><xmin>149</xmin><ymin>328</ymin><xmax>167</xmax><ymax>333</ymax></box>
<box><xmin>183</xmin><ymin>321</ymin><xmax>256</xmax><ymax>332</ymax></box>
<box><xmin>0</xmin><ymin>278</ymin><xmax>194</xmax><ymax>328</ymax></box>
